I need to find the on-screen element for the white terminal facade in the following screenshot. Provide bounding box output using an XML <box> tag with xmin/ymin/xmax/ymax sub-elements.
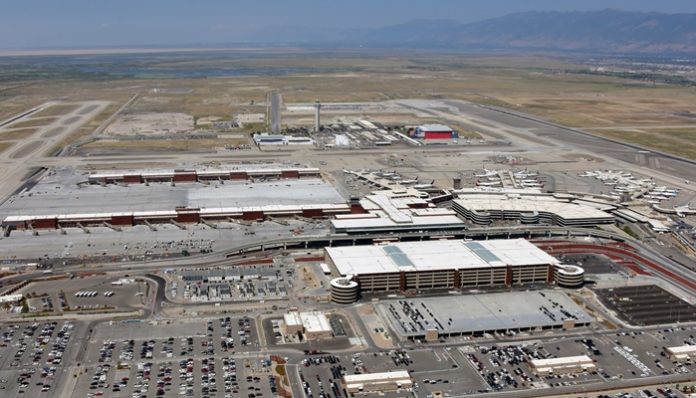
<box><xmin>331</xmin><ymin>193</ymin><xmax>466</xmax><ymax>234</ymax></box>
<box><xmin>325</xmin><ymin>238</ymin><xmax>582</xmax><ymax>296</ymax></box>
<box><xmin>452</xmin><ymin>194</ymin><xmax>615</xmax><ymax>227</ymax></box>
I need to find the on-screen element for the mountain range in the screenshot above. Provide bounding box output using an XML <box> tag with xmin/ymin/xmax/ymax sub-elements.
<box><xmin>245</xmin><ymin>10</ymin><xmax>696</xmax><ymax>55</ymax></box>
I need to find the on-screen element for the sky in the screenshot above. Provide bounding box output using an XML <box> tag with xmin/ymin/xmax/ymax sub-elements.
<box><xmin>2</xmin><ymin>0</ymin><xmax>696</xmax><ymax>49</ymax></box>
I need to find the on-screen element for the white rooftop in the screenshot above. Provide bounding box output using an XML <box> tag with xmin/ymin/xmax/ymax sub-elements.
<box><xmin>331</xmin><ymin>212</ymin><xmax>465</xmax><ymax>232</ymax></box>
<box><xmin>331</xmin><ymin>193</ymin><xmax>466</xmax><ymax>232</ymax></box>
<box><xmin>343</xmin><ymin>370</ymin><xmax>411</xmax><ymax>384</ymax></box>
<box><xmin>299</xmin><ymin>311</ymin><xmax>332</xmax><ymax>333</ymax></box>
<box><xmin>0</xmin><ymin>177</ymin><xmax>345</xmax><ymax>220</ymax></box>
<box><xmin>530</xmin><ymin>356</ymin><xmax>594</xmax><ymax>368</ymax></box>
<box><xmin>666</xmin><ymin>345</ymin><xmax>696</xmax><ymax>354</ymax></box>
<box><xmin>417</xmin><ymin>124</ymin><xmax>452</xmax><ymax>132</ymax></box>
<box><xmin>326</xmin><ymin>238</ymin><xmax>559</xmax><ymax>275</ymax></box>
<box><xmin>283</xmin><ymin>312</ymin><xmax>302</xmax><ymax>327</ymax></box>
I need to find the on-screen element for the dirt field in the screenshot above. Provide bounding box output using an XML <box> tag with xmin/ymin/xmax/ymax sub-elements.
<box><xmin>6</xmin><ymin>116</ymin><xmax>58</xmax><ymax>129</ymax></box>
<box><xmin>103</xmin><ymin>112</ymin><xmax>194</xmax><ymax>136</ymax></box>
<box><xmin>80</xmin><ymin>137</ymin><xmax>250</xmax><ymax>153</ymax></box>
<box><xmin>33</xmin><ymin>103</ymin><xmax>80</xmax><ymax>117</ymax></box>
<box><xmin>0</xmin><ymin>127</ymin><xmax>37</xmax><ymax>140</ymax></box>
<box><xmin>0</xmin><ymin>142</ymin><xmax>14</xmax><ymax>154</ymax></box>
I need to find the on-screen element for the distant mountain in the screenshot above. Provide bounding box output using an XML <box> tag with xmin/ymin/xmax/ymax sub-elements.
<box><xmin>405</xmin><ymin>10</ymin><xmax>696</xmax><ymax>54</ymax></box>
<box><xmin>247</xmin><ymin>10</ymin><xmax>696</xmax><ymax>54</ymax></box>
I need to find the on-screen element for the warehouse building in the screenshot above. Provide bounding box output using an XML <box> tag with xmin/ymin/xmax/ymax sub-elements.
<box><xmin>529</xmin><ymin>355</ymin><xmax>596</xmax><ymax>375</ymax></box>
<box><xmin>324</xmin><ymin>238</ymin><xmax>559</xmax><ymax>293</ymax></box>
<box><xmin>452</xmin><ymin>195</ymin><xmax>614</xmax><ymax>227</ymax></box>
<box><xmin>342</xmin><ymin>370</ymin><xmax>412</xmax><ymax>394</ymax></box>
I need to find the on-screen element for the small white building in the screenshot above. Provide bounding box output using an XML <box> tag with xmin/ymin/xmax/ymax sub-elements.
<box><xmin>0</xmin><ymin>294</ymin><xmax>22</xmax><ymax>304</ymax></box>
<box><xmin>665</xmin><ymin>345</ymin><xmax>696</xmax><ymax>360</ymax></box>
<box><xmin>529</xmin><ymin>355</ymin><xmax>595</xmax><ymax>374</ymax></box>
<box><xmin>300</xmin><ymin>311</ymin><xmax>332</xmax><ymax>340</ymax></box>
<box><xmin>282</xmin><ymin>310</ymin><xmax>332</xmax><ymax>340</ymax></box>
<box><xmin>343</xmin><ymin>370</ymin><xmax>412</xmax><ymax>394</ymax></box>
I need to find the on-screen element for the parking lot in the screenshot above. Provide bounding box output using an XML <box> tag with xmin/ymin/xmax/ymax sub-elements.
<box><xmin>296</xmin><ymin>348</ymin><xmax>472</xmax><ymax>398</ymax></box>
<box><xmin>19</xmin><ymin>275</ymin><xmax>151</xmax><ymax>315</ymax></box>
<box><xmin>0</xmin><ymin>321</ymin><xmax>84</xmax><ymax>397</ymax></box>
<box><xmin>427</xmin><ymin>324</ymin><xmax>696</xmax><ymax>396</ymax></box>
<box><xmin>74</xmin><ymin>316</ymin><xmax>265</xmax><ymax>397</ymax></box>
<box><xmin>595</xmin><ymin>285</ymin><xmax>696</xmax><ymax>326</ymax></box>
<box><xmin>75</xmin><ymin>353</ymin><xmax>278</xmax><ymax>398</ymax></box>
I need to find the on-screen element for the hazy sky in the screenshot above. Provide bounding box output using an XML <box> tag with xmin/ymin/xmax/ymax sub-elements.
<box><xmin>2</xmin><ymin>0</ymin><xmax>696</xmax><ymax>48</ymax></box>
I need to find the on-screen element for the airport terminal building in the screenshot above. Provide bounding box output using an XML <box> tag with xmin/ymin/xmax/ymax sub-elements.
<box><xmin>324</xmin><ymin>238</ymin><xmax>566</xmax><ymax>293</ymax></box>
<box><xmin>452</xmin><ymin>195</ymin><xmax>614</xmax><ymax>227</ymax></box>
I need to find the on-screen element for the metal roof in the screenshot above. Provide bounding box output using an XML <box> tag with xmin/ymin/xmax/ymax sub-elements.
<box><xmin>417</xmin><ymin>124</ymin><xmax>452</xmax><ymax>132</ymax></box>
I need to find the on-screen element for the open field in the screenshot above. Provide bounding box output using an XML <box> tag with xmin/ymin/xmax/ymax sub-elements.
<box><xmin>0</xmin><ymin>141</ymin><xmax>14</xmax><ymax>154</ymax></box>
<box><xmin>80</xmin><ymin>137</ymin><xmax>250</xmax><ymax>153</ymax></box>
<box><xmin>32</xmin><ymin>103</ymin><xmax>80</xmax><ymax>117</ymax></box>
<box><xmin>49</xmin><ymin>101</ymin><xmax>122</xmax><ymax>154</ymax></box>
<box><xmin>0</xmin><ymin>127</ymin><xmax>37</xmax><ymax>140</ymax></box>
<box><xmin>5</xmin><ymin>116</ymin><xmax>58</xmax><ymax>128</ymax></box>
<box><xmin>1</xmin><ymin>52</ymin><xmax>696</xmax><ymax>158</ymax></box>
<box><xmin>593</xmin><ymin>128</ymin><xmax>696</xmax><ymax>160</ymax></box>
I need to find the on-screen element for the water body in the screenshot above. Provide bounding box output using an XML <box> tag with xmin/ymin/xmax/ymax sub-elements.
<box><xmin>0</xmin><ymin>50</ymin><xmax>360</xmax><ymax>80</ymax></box>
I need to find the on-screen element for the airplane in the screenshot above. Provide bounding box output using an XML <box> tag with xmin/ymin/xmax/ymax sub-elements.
<box><xmin>477</xmin><ymin>181</ymin><xmax>502</xmax><ymax>187</ymax></box>
<box><xmin>414</xmin><ymin>180</ymin><xmax>435</xmax><ymax>189</ymax></box>
<box><xmin>644</xmin><ymin>195</ymin><xmax>664</xmax><ymax>200</ymax></box>
<box><xmin>514</xmin><ymin>171</ymin><xmax>538</xmax><ymax>178</ymax></box>
<box><xmin>474</xmin><ymin>169</ymin><xmax>497</xmax><ymax>178</ymax></box>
